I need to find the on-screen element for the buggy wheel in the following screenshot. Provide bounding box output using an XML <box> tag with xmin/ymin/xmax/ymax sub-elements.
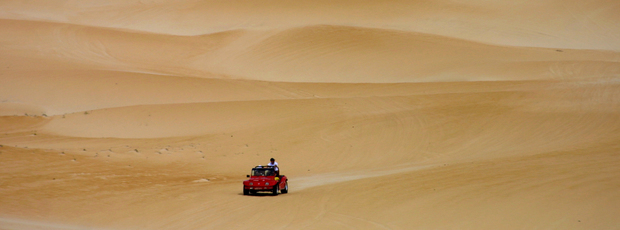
<box><xmin>243</xmin><ymin>188</ymin><xmax>249</xmax><ymax>195</ymax></box>
<box><xmin>281</xmin><ymin>181</ymin><xmax>288</xmax><ymax>194</ymax></box>
<box><xmin>272</xmin><ymin>185</ymin><xmax>279</xmax><ymax>196</ymax></box>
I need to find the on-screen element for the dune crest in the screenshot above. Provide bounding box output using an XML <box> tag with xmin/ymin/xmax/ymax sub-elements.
<box><xmin>3</xmin><ymin>19</ymin><xmax>618</xmax><ymax>84</ymax></box>
<box><xmin>212</xmin><ymin>25</ymin><xmax>620</xmax><ymax>82</ymax></box>
<box><xmin>2</xmin><ymin>0</ymin><xmax>619</xmax><ymax>50</ymax></box>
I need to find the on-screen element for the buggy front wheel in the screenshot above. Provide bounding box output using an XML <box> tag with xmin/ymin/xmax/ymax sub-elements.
<box><xmin>272</xmin><ymin>185</ymin><xmax>279</xmax><ymax>196</ymax></box>
<box><xmin>281</xmin><ymin>181</ymin><xmax>288</xmax><ymax>194</ymax></box>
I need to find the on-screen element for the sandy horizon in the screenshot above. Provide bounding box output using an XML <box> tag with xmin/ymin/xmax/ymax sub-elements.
<box><xmin>1</xmin><ymin>1</ymin><xmax>619</xmax><ymax>229</ymax></box>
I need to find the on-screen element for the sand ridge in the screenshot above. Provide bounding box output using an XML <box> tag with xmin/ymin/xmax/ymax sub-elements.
<box><xmin>2</xmin><ymin>18</ymin><xmax>619</xmax><ymax>84</ymax></box>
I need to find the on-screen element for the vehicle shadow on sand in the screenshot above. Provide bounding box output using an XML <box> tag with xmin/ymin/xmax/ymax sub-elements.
<box><xmin>238</xmin><ymin>192</ymin><xmax>287</xmax><ymax>197</ymax></box>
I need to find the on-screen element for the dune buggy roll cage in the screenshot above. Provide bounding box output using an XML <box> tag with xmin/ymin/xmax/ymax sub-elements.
<box><xmin>251</xmin><ymin>165</ymin><xmax>278</xmax><ymax>177</ymax></box>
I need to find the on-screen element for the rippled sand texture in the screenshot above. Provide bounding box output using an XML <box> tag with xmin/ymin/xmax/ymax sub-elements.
<box><xmin>1</xmin><ymin>0</ymin><xmax>620</xmax><ymax>229</ymax></box>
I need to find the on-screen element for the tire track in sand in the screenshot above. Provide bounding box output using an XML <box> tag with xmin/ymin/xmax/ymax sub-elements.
<box><xmin>291</xmin><ymin>164</ymin><xmax>435</xmax><ymax>191</ymax></box>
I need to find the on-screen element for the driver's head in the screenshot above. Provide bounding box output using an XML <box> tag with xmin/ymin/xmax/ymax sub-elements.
<box><xmin>270</xmin><ymin>158</ymin><xmax>275</xmax><ymax>162</ymax></box>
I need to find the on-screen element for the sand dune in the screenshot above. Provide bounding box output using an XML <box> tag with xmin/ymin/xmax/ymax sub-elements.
<box><xmin>212</xmin><ymin>25</ymin><xmax>620</xmax><ymax>82</ymax></box>
<box><xmin>2</xmin><ymin>0</ymin><xmax>619</xmax><ymax>50</ymax></box>
<box><xmin>1</xmin><ymin>0</ymin><xmax>620</xmax><ymax>229</ymax></box>
<box><xmin>3</xmin><ymin>19</ymin><xmax>619</xmax><ymax>83</ymax></box>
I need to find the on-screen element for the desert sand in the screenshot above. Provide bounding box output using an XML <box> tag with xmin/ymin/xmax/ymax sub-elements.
<box><xmin>1</xmin><ymin>0</ymin><xmax>620</xmax><ymax>229</ymax></box>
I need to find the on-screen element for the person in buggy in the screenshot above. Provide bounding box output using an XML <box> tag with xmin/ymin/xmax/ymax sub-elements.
<box><xmin>267</xmin><ymin>158</ymin><xmax>279</xmax><ymax>177</ymax></box>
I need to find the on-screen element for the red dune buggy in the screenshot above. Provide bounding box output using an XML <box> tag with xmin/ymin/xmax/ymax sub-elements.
<box><xmin>243</xmin><ymin>165</ymin><xmax>288</xmax><ymax>196</ymax></box>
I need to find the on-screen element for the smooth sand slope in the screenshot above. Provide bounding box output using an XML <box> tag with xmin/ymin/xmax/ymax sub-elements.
<box><xmin>1</xmin><ymin>1</ymin><xmax>620</xmax><ymax>229</ymax></box>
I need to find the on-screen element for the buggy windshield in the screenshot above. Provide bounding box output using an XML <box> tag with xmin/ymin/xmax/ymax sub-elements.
<box><xmin>252</xmin><ymin>168</ymin><xmax>275</xmax><ymax>176</ymax></box>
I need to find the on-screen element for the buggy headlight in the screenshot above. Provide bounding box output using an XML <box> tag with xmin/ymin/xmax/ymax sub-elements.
<box><xmin>249</xmin><ymin>182</ymin><xmax>253</xmax><ymax>185</ymax></box>
<box><xmin>265</xmin><ymin>182</ymin><xmax>270</xmax><ymax>186</ymax></box>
